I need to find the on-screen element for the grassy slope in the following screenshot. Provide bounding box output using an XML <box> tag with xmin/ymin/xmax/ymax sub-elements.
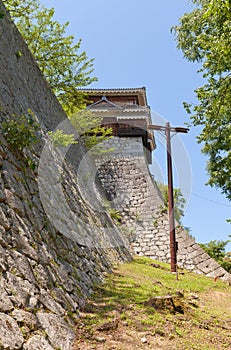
<box><xmin>72</xmin><ymin>257</ymin><xmax>231</xmax><ymax>350</ymax></box>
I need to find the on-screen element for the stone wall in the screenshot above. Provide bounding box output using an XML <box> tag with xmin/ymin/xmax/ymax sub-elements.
<box><xmin>0</xmin><ymin>2</ymin><xmax>65</xmax><ymax>131</ymax></box>
<box><xmin>0</xmin><ymin>3</ymin><xmax>131</xmax><ymax>349</ymax></box>
<box><xmin>0</xmin><ymin>1</ymin><xmax>230</xmax><ymax>348</ymax></box>
<box><xmin>0</xmin><ymin>135</ymin><xmax>130</xmax><ymax>349</ymax></box>
<box><xmin>95</xmin><ymin>136</ymin><xmax>231</xmax><ymax>280</ymax></box>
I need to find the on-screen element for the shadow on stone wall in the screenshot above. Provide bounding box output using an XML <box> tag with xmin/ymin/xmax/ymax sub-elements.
<box><xmin>0</xmin><ymin>2</ymin><xmax>131</xmax><ymax>348</ymax></box>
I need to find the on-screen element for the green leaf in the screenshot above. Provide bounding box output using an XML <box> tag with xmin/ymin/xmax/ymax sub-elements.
<box><xmin>173</xmin><ymin>0</ymin><xmax>231</xmax><ymax>202</ymax></box>
<box><xmin>4</xmin><ymin>0</ymin><xmax>97</xmax><ymax>113</ymax></box>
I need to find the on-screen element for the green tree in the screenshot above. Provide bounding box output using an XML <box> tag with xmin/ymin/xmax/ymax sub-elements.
<box><xmin>4</xmin><ymin>0</ymin><xmax>112</xmax><ymax>149</ymax></box>
<box><xmin>69</xmin><ymin>110</ymin><xmax>112</xmax><ymax>151</ymax></box>
<box><xmin>199</xmin><ymin>240</ymin><xmax>228</xmax><ymax>261</ymax></box>
<box><xmin>173</xmin><ymin>0</ymin><xmax>231</xmax><ymax>200</ymax></box>
<box><xmin>157</xmin><ymin>183</ymin><xmax>186</xmax><ymax>225</ymax></box>
<box><xmin>3</xmin><ymin>0</ymin><xmax>97</xmax><ymax>113</ymax></box>
<box><xmin>48</xmin><ymin>130</ymin><xmax>78</xmax><ymax>147</ymax></box>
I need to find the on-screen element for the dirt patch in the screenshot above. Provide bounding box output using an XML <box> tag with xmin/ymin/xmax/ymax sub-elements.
<box><xmin>71</xmin><ymin>258</ymin><xmax>231</xmax><ymax>349</ymax></box>
<box><xmin>72</xmin><ymin>317</ymin><xmax>177</xmax><ymax>350</ymax></box>
<box><xmin>72</xmin><ymin>296</ymin><xmax>231</xmax><ymax>350</ymax></box>
<box><xmin>201</xmin><ymin>290</ymin><xmax>231</xmax><ymax>313</ymax></box>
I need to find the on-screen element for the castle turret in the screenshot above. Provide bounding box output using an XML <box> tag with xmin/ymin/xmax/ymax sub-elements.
<box><xmin>81</xmin><ymin>87</ymin><xmax>155</xmax><ymax>164</ymax></box>
<box><xmin>80</xmin><ymin>87</ymin><xmax>231</xmax><ymax>281</ymax></box>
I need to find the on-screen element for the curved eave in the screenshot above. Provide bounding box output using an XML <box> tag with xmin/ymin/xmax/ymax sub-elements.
<box><xmin>80</xmin><ymin>87</ymin><xmax>148</xmax><ymax>106</ymax></box>
<box><xmin>89</xmin><ymin>108</ymin><xmax>149</xmax><ymax>113</ymax></box>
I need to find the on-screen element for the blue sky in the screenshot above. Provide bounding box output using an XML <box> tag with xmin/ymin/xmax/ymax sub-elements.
<box><xmin>40</xmin><ymin>0</ymin><xmax>231</xmax><ymax>250</ymax></box>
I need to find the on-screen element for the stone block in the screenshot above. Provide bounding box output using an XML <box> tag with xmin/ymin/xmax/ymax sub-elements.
<box><xmin>38</xmin><ymin>289</ymin><xmax>66</xmax><ymax>316</ymax></box>
<box><xmin>0</xmin><ymin>313</ymin><xmax>24</xmax><ymax>349</ymax></box>
<box><xmin>184</xmin><ymin>264</ymin><xmax>197</xmax><ymax>271</ymax></box>
<box><xmin>4</xmin><ymin>189</ymin><xmax>25</xmax><ymax>217</ymax></box>
<box><xmin>197</xmin><ymin>264</ymin><xmax>213</xmax><ymax>274</ymax></box>
<box><xmin>180</xmin><ymin>240</ymin><xmax>194</xmax><ymax>250</ymax></box>
<box><xmin>9</xmin><ymin>251</ymin><xmax>37</xmax><ymax>284</ymax></box>
<box><xmin>0</xmin><ymin>288</ymin><xmax>14</xmax><ymax>312</ymax></box>
<box><xmin>23</xmin><ymin>335</ymin><xmax>54</xmax><ymax>350</ymax></box>
<box><xmin>144</xmin><ymin>250</ymin><xmax>152</xmax><ymax>255</ymax></box>
<box><xmin>5</xmin><ymin>272</ymin><xmax>38</xmax><ymax>308</ymax></box>
<box><xmin>0</xmin><ymin>206</ymin><xmax>10</xmax><ymax>230</ymax></box>
<box><xmin>186</xmin><ymin>249</ymin><xmax>202</xmax><ymax>260</ymax></box>
<box><xmin>12</xmin><ymin>309</ymin><xmax>38</xmax><ymax>328</ymax></box>
<box><xmin>207</xmin><ymin>267</ymin><xmax>227</xmax><ymax>278</ymax></box>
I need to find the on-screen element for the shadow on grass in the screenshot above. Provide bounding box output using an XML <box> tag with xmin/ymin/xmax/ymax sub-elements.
<box><xmin>81</xmin><ymin>258</ymin><xmax>183</xmax><ymax>321</ymax></box>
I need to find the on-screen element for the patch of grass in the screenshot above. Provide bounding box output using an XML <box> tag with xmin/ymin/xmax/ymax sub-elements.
<box><xmin>74</xmin><ymin>257</ymin><xmax>231</xmax><ymax>350</ymax></box>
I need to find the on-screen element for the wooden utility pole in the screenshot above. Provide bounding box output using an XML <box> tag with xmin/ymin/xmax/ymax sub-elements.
<box><xmin>148</xmin><ymin>123</ymin><xmax>189</xmax><ymax>273</ymax></box>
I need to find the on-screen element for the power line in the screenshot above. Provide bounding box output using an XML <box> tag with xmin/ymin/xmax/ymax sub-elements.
<box><xmin>191</xmin><ymin>192</ymin><xmax>231</xmax><ymax>207</ymax></box>
<box><xmin>151</xmin><ymin>174</ymin><xmax>231</xmax><ymax>208</ymax></box>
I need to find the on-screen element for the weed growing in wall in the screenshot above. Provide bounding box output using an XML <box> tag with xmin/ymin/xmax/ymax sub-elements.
<box><xmin>1</xmin><ymin>109</ymin><xmax>39</xmax><ymax>151</ymax></box>
<box><xmin>109</xmin><ymin>208</ymin><xmax>122</xmax><ymax>224</ymax></box>
<box><xmin>103</xmin><ymin>200</ymin><xmax>122</xmax><ymax>225</ymax></box>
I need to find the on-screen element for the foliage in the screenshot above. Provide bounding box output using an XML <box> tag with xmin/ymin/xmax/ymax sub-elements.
<box><xmin>199</xmin><ymin>240</ymin><xmax>228</xmax><ymax>261</ymax></box>
<box><xmin>83</xmin><ymin>125</ymin><xmax>112</xmax><ymax>150</ymax></box>
<box><xmin>0</xmin><ymin>10</ymin><xmax>5</xmax><ymax>19</ymax></box>
<box><xmin>108</xmin><ymin>208</ymin><xmax>122</xmax><ymax>224</ymax></box>
<box><xmin>48</xmin><ymin>130</ymin><xmax>77</xmax><ymax>147</ymax></box>
<box><xmin>69</xmin><ymin>109</ymin><xmax>112</xmax><ymax>151</ymax></box>
<box><xmin>4</xmin><ymin>0</ymin><xmax>112</xmax><ymax>149</ymax></box>
<box><xmin>157</xmin><ymin>182</ymin><xmax>186</xmax><ymax>224</ymax></box>
<box><xmin>3</xmin><ymin>0</ymin><xmax>113</xmax><ymax>150</ymax></box>
<box><xmin>199</xmin><ymin>239</ymin><xmax>231</xmax><ymax>273</ymax></box>
<box><xmin>1</xmin><ymin>110</ymin><xmax>39</xmax><ymax>151</ymax></box>
<box><xmin>103</xmin><ymin>200</ymin><xmax>122</xmax><ymax>224</ymax></box>
<box><xmin>4</xmin><ymin>0</ymin><xmax>97</xmax><ymax>113</ymax></box>
<box><xmin>220</xmin><ymin>259</ymin><xmax>231</xmax><ymax>274</ymax></box>
<box><xmin>173</xmin><ymin>0</ymin><xmax>231</xmax><ymax>200</ymax></box>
